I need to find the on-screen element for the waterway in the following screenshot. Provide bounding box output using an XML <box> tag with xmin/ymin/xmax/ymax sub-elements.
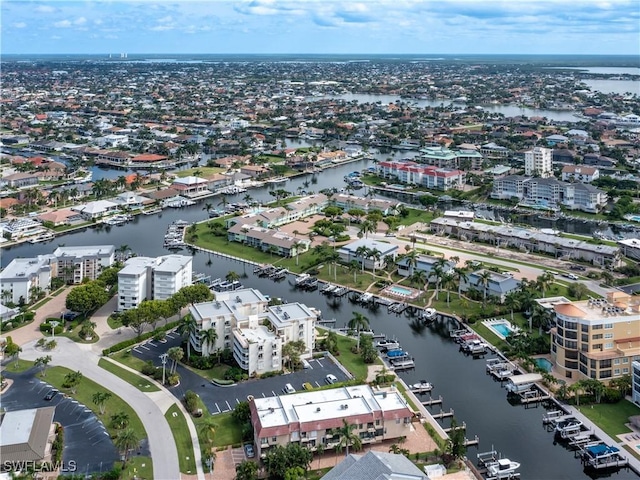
<box><xmin>2</xmin><ymin>189</ymin><xmax>636</xmax><ymax>480</ymax></box>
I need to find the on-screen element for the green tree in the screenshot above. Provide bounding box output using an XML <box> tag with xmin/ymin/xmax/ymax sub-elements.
<box><xmin>92</xmin><ymin>391</ymin><xmax>112</xmax><ymax>415</ymax></box>
<box><xmin>63</xmin><ymin>370</ymin><xmax>83</xmax><ymax>394</ymax></box>
<box><xmin>348</xmin><ymin>312</ymin><xmax>370</xmax><ymax>351</ymax></box>
<box><xmin>235</xmin><ymin>460</ymin><xmax>258</xmax><ymax>480</ymax></box>
<box><xmin>110</xmin><ymin>411</ymin><xmax>130</xmax><ymax>429</ymax></box>
<box><xmin>5</xmin><ymin>339</ymin><xmax>22</xmax><ymax>367</ymax></box>
<box><xmin>359</xmin><ymin>333</ymin><xmax>378</xmax><ymax>364</ymax></box>
<box><xmin>114</xmin><ymin>428</ymin><xmax>140</xmax><ymax>465</ymax></box>
<box><xmin>282</xmin><ymin>340</ymin><xmax>306</xmax><ymax>371</ymax></box>
<box><xmin>337</xmin><ymin>418</ymin><xmax>362</xmax><ymax>457</ymax></box>
<box><xmin>120</xmin><ymin>308</ymin><xmax>147</xmax><ymax>338</ymax></box>
<box><xmin>201</xmin><ymin>328</ymin><xmax>218</xmax><ymax>357</ymax></box>
<box><xmin>167</xmin><ymin>346</ymin><xmax>184</xmax><ymax>374</ymax></box>
<box><xmin>264</xmin><ymin>443</ymin><xmax>312</xmax><ymax>480</ymax></box>
<box><xmin>65</xmin><ymin>281</ymin><xmax>109</xmax><ymax>318</ymax></box>
<box><xmin>34</xmin><ymin>355</ymin><xmax>52</xmax><ymax>377</ymax></box>
<box><xmin>284</xmin><ymin>466</ymin><xmax>306</xmax><ymax>480</ymax></box>
<box><xmin>177</xmin><ymin>315</ymin><xmax>199</xmax><ymax>360</ymax></box>
<box><xmin>198</xmin><ymin>416</ymin><xmax>217</xmax><ymax>452</ymax></box>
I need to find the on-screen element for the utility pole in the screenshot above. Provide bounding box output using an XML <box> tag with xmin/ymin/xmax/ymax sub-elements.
<box><xmin>159</xmin><ymin>353</ymin><xmax>168</xmax><ymax>385</ymax></box>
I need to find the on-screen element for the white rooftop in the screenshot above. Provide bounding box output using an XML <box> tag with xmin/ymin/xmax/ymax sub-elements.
<box><xmin>53</xmin><ymin>245</ymin><xmax>115</xmax><ymax>258</ymax></box>
<box><xmin>0</xmin><ymin>256</ymin><xmax>52</xmax><ymax>280</ymax></box>
<box><xmin>154</xmin><ymin>254</ymin><xmax>191</xmax><ymax>273</ymax></box>
<box><xmin>0</xmin><ymin>409</ymin><xmax>37</xmax><ymax>446</ymax></box>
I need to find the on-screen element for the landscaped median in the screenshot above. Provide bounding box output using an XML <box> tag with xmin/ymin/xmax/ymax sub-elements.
<box><xmin>165</xmin><ymin>404</ymin><xmax>197</xmax><ymax>474</ymax></box>
<box><xmin>43</xmin><ymin>366</ymin><xmax>153</xmax><ymax>480</ymax></box>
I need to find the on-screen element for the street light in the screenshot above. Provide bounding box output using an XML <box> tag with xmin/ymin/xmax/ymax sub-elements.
<box><xmin>159</xmin><ymin>353</ymin><xmax>168</xmax><ymax>385</ymax></box>
<box><xmin>50</xmin><ymin>321</ymin><xmax>60</xmax><ymax>339</ymax></box>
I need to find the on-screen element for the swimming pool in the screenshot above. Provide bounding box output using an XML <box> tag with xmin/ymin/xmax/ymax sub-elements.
<box><xmin>535</xmin><ymin>358</ymin><xmax>553</xmax><ymax>372</ymax></box>
<box><xmin>389</xmin><ymin>286</ymin><xmax>412</xmax><ymax>296</ymax></box>
<box><xmin>483</xmin><ymin>319</ymin><xmax>516</xmax><ymax>340</ymax></box>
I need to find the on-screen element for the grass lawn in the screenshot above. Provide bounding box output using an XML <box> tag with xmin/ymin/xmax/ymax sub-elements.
<box><xmin>44</xmin><ymin>366</ymin><xmax>146</xmax><ymax>441</ymax></box>
<box><xmin>182</xmin><ymin>362</ymin><xmax>230</xmax><ymax>382</ymax></box>
<box><xmin>108</xmin><ymin>314</ymin><xmax>123</xmax><ymax>329</ymax></box>
<box><xmin>205</xmin><ymin>411</ymin><xmax>243</xmax><ymax>448</ymax></box>
<box><xmin>120</xmin><ymin>456</ymin><xmax>153</xmax><ymax>480</ymax></box>
<box><xmin>111</xmin><ymin>349</ymin><xmax>154</xmax><ymax>372</ymax></box>
<box><xmin>58</xmin><ymin>323</ymin><xmax>100</xmax><ymax>344</ymax></box>
<box><xmin>175</xmin><ymin>166</ymin><xmax>226</xmax><ymax>178</ymax></box>
<box><xmin>2</xmin><ymin>359</ymin><xmax>35</xmax><ymax>373</ymax></box>
<box><xmin>318</xmin><ymin>327</ymin><xmax>380</xmax><ymax>381</ymax></box>
<box><xmin>396</xmin><ymin>208</ymin><xmax>435</xmax><ymax>227</ymax></box>
<box><xmin>30</xmin><ymin>297</ymin><xmax>53</xmax><ymax>309</ymax></box>
<box><xmin>98</xmin><ymin>358</ymin><xmax>160</xmax><ymax>392</ymax></box>
<box><xmin>165</xmin><ymin>404</ymin><xmax>197</xmax><ymax>474</ymax></box>
<box><xmin>575</xmin><ymin>400</ymin><xmax>640</xmax><ymax>438</ymax></box>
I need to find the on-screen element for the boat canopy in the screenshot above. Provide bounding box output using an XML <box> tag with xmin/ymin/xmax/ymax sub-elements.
<box><xmin>506</xmin><ymin>373</ymin><xmax>543</xmax><ymax>386</ymax></box>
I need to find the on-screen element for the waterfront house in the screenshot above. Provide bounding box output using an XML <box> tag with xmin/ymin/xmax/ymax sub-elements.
<box><xmin>323</xmin><ymin>451</ymin><xmax>428</xmax><ymax>480</ymax></box>
<box><xmin>71</xmin><ymin>200</ymin><xmax>119</xmax><ymax>220</ymax></box>
<box><xmin>130</xmin><ymin>153</ymin><xmax>169</xmax><ymax>168</ymax></box>
<box><xmin>338</xmin><ymin>238</ymin><xmax>398</xmax><ymax>271</ymax></box>
<box><xmin>561</xmin><ymin>165</ymin><xmax>600</xmax><ymax>183</ymax></box>
<box><xmin>249</xmin><ymin>385</ymin><xmax>414</xmax><ymax>458</ymax></box>
<box><xmin>112</xmin><ymin>191</ymin><xmax>154</xmax><ymax>211</ymax></box>
<box><xmin>37</xmin><ymin>208</ymin><xmax>83</xmax><ymax>227</ymax></box>
<box><xmin>0</xmin><ymin>218</ymin><xmax>46</xmax><ymax>240</ymax></box>
<box><xmin>332</xmin><ymin>194</ymin><xmax>401</xmax><ymax>215</ymax></box>
<box><xmin>171</xmin><ymin>176</ymin><xmax>211</xmax><ymax>198</ymax></box>
<box><xmin>459</xmin><ymin>269</ymin><xmax>521</xmax><ymax>303</ymax></box>
<box><xmin>396</xmin><ymin>254</ymin><xmax>455</xmax><ymax>278</ymax></box>
<box><xmin>3</xmin><ymin>172</ymin><xmax>39</xmax><ymax>188</ymax></box>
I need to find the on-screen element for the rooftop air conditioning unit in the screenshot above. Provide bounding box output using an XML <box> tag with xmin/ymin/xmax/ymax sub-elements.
<box><xmin>316</xmin><ymin>407</ymin><xmax>321</xmax><ymax>412</ymax></box>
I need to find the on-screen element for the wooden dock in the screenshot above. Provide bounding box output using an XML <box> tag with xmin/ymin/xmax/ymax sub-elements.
<box><xmin>431</xmin><ymin>408</ymin><xmax>455</xmax><ymax>420</ymax></box>
<box><xmin>421</xmin><ymin>396</ymin><xmax>443</xmax><ymax>407</ymax></box>
<box><xmin>444</xmin><ymin>421</ymin><xmax>466</xmax><ymax>433</ymax></box>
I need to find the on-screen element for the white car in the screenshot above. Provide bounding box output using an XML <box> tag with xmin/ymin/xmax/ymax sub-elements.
<box><xmin>563</xmin><ymin>273</ymin><xmax>578</xmax><ymax>280</ymax></box>
<box><xmin>325</xmin><ymin>374</ymin><xmax>338</xmax><ymax>385</ymax></box>
<box><xmin>283</xmin><ymin>383</ymin><xmax>296</xmax><ymax>394</ymax></box>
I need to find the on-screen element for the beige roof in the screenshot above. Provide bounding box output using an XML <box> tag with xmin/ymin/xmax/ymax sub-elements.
<box><xmin>0</xmin><ymin>407</ymin><xmax>55</xmax><ymax>462</ymax></box>
<box><xmin>554</xmin><ymin>303</ymin><xmax>587</xmax><ymax>318</ymax></box>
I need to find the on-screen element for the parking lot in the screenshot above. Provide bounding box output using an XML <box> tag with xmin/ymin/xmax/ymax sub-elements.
<box><xmin>131</xmin><ymin>330</ymin><xmax>350</xmax><ymax>415</ymax></box>
<box><xmin>1</xmin><ymin>368</ymin><xmax>122</xmax><ymax>475</ymax></box>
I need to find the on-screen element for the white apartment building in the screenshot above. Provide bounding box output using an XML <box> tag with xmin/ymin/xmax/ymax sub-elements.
<box><xmin>633</xmin><ymin>361</ymin><xmax>640</xmax><ymax>405</ymax></box>
<box><xmin>0</xmin><ymin>256</ymin><xmax>54</xmax><ymax>304</ymax></box>
<box><xmin>117</xmin><ymin>255</ymin><xmax>192</xmax><ymax>311</ymax></box>
<box><xmin>53</xmin><ymin>245</ymin><xmax>115</xmax><ymax>284</ymax></box>
<box><xmin>189</xmin><ymin>288</ymin><xmax>317</xmax><ymax>376</ymax></box>
<box><xmin>524</xmin><ymin>146</ymin><xmax>553</xmax><ymax>178</ymax></box>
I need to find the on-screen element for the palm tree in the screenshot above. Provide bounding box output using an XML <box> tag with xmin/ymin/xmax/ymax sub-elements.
<box><xmin>177</xmin><ymin>315</ymin><xmax>199</xmax><ymax>360</ymax></box>
<box><xmin>337</xmin><ymin>418</ymin><xmax>362</xmax><ymax>457</ymax></box>
<box><xmin>504</xmin><ymin>291</ymin><xmax>521</xmax><ymax>322</ymax></box>
<box><xmin>441</xmin><ymin>272</ymin><xmax>456</xmax><ymax>305</ymax></box>
<box><xmin>348</xmin><ymin>260</ymin><xmax>360</xmax><ymax>283</ymax></box>
<box><xmin>292</xmin><ymin>240</ymin><xmax>305</xmax><ymax>266</ymax></box>
<box><xmin>110</xmin><ymin>411</ymin><xmax>130</xmax><ymax>429</ymax></box>
<box><xmin>348</xmin><ymin>312</ymin><xmax>370</xmax><ymax>351</ymax></box>
<box><xmin>368</xmin><ymin>248</ymin><xmax>381</xmax><ymax>276</ymax></box>
<box><xmin>453</xmin><ymin>267</ymin><xmax>468</xmax><ymax>299</ymax></box>
<box><xmin>476</xmin><ymin>270</ymin><xmax>492</xmax><ymax>306</ymax></box>
<box><xmin>198</xmin><ymin>416</ymin><xmax>217</xmax><ymax>453</ymax></box>
<box><xmin>114</xmin><ymin>428</ymin><xmax>140</xmax><ymax>465</ymax></box>
<box><xmin>200</xmin><ymin>328</ymin><xmax>218</xmax><ymax>357</ymax></box>
<box><xmin>404</xmin><ymin>249</ymin><xmax>419</xmax><ymax>275</ymax></box>
<box><xmin>225</xmin><ymin>270</ymin><xmax>240</xmax><ymax>283</ymax></box>
<box><xmin>410</xmin><ymin>269</ymin><xmax>427</xmax><ymax>289</ymax></box>
<box><xmin>34</xmin><ymin>355</ymin><xmax>52</xmax><ymax>377</ymax></box>
<box><xmin>536</xmin><ymin>272</ymin><xmax>555</xmax><ymax>297</ymax></box>
<box><xmin>92</xmin><ymin>391</ymin><xmax>112</xmax><ymax>415</ymax></box>
<box><xmin>355</xmin><ymin>246</ymin><xmax>369</xmax><ymax>272</ymax></box>
<box><xmin>167</xmin><ymin>346</ymin><xmax>184</xmax><ymax>374</ymax></box>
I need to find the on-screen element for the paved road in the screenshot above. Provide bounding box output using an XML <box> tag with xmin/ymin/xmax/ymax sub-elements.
<box><xmin>20</xmin><ymin>338</ymin><xmax>181</xmax><ymax>480</ymax></box>
<box><xmin>131</xmin><ymin>333</ymin><xmax>349</xmax><ymax>415</ymax></box>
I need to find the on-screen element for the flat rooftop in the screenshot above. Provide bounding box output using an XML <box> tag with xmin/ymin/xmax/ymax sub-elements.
<box><xmin>53</xmin><ymin>245</ymin><xmax>114</xmax><ymax>257</ymax></box>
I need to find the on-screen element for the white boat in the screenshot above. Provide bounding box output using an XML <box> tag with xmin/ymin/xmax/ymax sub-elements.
<box><xmin>391</xmin><ymin>358</ymin><xmax>415</xmax><ymax>370</ymax></box>
<box><xmin>412</xmin><ymin>380</ymin><xmax>433</xmax><ymax>391</ymax></box>
<box><xmin>486</xmin><ymin>458</ymin><xmax>521</xmax><ymax>477</ymax></box>
<box><xmin>295</xmin><ymin>273</ymin><xmax>310</xmax><ymax>285</ymax></box>
<box><xmin>376</xmin><ymin>340</ymin><xmax>400</xmax><ymax>349</ymax></box>
<box><xmin>28</xmin><ymin>232</ymin><xmax>55</xmax><ymax>243</ymax></box>
<box><xmin>554</xmin><ymin>417</ymin><xmax>583</xmax><ymax>434</ymax></box>
<box><xmin>267</xmin><ymin>177</ymin><xmax>287</xmax><ymax>184</ymax></box>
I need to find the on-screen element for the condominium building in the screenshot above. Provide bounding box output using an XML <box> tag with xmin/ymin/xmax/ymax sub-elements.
<box><xmin>249</xmin><ymin>385</ymin><xmax>414</xmax><ymax>458</ymax></box>
<box><xmin>53</xmin><ymin>245</ymin><xmax>115</xmax><ymax>284</ymax></box>
<box><xmin>551</xmin><ymin>292</ymin><xmax>640</xmax><ymax>383</ymax></box>
<box><xmin>0</xmin><ymin>256</ymin><xmax>54</xmax><ymax>304</ymax></box>
<box><xmin>188</xmin><ymin>288</ymin><xmax>317</xmax><ymax>376</ymax></box>
<box><xmin>117</xmin><ymin>255</ymin><xmax>192</xmax><ymax>311</ymax></box>
<box><xmin>632</xmin><ymin>360</ymin><xmax>640</xmax><ymax>405</ymax></box>
<box><xmin>377</xmin><ymin>160</ymin><xmax>465</xmax><ymax>191</ymax></box>
<box><xmin>524</xmin><ymin>146</ymin><xmax>553</xmax><ymax>178</ymax></box>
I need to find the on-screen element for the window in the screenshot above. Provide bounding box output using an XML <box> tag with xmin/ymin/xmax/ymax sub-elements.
<box><xmin>592</xmin><ymin>334</ymin><xmax>603</xmax><ymax>340</ymax></box>
<box><xmin>396</xmin><ymin>419</ymin><xmax>401</xmax><ymax>424</ymax></box>
<box><xmin>623</xmin><ymin>368</ymin><xmax>629</xmax><ymax>374</ymax></box>
<box><xmin>604</xmin><ymin>342</ymin><xmax>614</xmax><ymax>349</ymax></box>
<box><xmin>272</xmin><ymin>437</ymin><xmax>277</xmax><ymax>442</ymax></box>
<box><xmin>614</xmin><ymin>358</ymin><xmax>620</xmax><ymax>365</ymax></box>
<box><xmin>592</xmin><ymin>324</ymin><xmax>603</xmax><ymax>330</ymax></box>
<box><xmin>604</xmin><ymin>333</ymin><xmax>613</xmax><ymax>339</ymax></box>
<box><xmin>604</xmin><ymin>323</ymin><xmax>613</xmax><ymax>329</ymax></box>
<box><xmin>614</xmin><ymin>369</ymin><xmax>620</xmax><ymax>375</ymax></box>
<box><xmin>623</xmin><ymin>358</ymin><xmax>629</xmax><ymax>364</ymax></box>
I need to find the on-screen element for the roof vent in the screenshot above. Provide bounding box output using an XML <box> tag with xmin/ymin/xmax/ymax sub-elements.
<box><xmin>316</xmin><ymin>407</ymin><xmax>321</xmax><ymax>412</ymax></box>
<box><xmin>236</xmin><ymin>296</ymin><xmax>242</xmax><ymax>303</ymax></box>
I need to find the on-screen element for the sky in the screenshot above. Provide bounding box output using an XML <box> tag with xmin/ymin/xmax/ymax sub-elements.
<box><xmin>1</xmin><ymin>0</ymin><xmax>639</xmax><ymax>56</ymax></box>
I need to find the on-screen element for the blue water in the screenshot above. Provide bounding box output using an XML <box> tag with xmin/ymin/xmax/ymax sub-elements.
<box><xmin>491</xmin><ymin>322</ymin><xmax>514</xmax><ymax>338</ymax></box>
<box><xmin>390</xmin><ymin>286</ymin><xmax>412</xmax><ymax>295</ymax></box>
<box><xmin>535</xmin><ymin>358</ymin><xmax>553</xmax><ymax>372</ymax></box>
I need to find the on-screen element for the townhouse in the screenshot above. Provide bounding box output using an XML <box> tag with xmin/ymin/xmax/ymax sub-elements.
<box><xmin>250</xmin><ymin>385</ymin><xmax>414</xmax><ymax>458</ymax></box>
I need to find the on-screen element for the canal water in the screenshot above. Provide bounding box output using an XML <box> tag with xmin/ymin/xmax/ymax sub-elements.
<box><xmin>2</xmin><ymin>195</ymin><xmax>636</xmax><ymax>479</ymax></box>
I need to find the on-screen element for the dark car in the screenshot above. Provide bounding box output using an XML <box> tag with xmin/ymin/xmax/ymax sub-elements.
<box><xmin>569</xmin><ymin>265</ymin><xmax>586</xmax><ymax>271</ymax></box>
<box><xmin>62</xmin><ymin>311</ymin><xmax>79</xmax><ymax>321</ymax></box>
<box><xmin>244</xmin><ymin>444</ymin><xmax>255</xmax><ymax>458</ymax></box>
<box><xmin>44</xmin><ymin>389</ymin><xmax>58</xmax><ymax>401</ymax></box>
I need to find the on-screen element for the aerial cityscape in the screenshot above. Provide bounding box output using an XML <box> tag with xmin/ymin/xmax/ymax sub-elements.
<box><xmin>0</xmin><ymin>1</ymin><xmax>639</xmax><ymax>480</ymax></box>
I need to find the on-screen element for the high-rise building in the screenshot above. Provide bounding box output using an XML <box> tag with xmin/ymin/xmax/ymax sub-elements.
<box><xmin>524</xmin><ymin>146</ymin><xmax>553</xmax><ymax>178</ymax></box>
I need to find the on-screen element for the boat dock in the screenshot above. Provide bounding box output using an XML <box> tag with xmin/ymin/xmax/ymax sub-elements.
<box><xmin>431</xmin><ymin>408</ymin><xmax>455</xmax><ymax>420</ymax></box>
<box><xmin>388</xmin><ymin>302</ymin><xmax>409</xmax><ymax>314</ymax></box>
<box><xmin>517</xmin><ymin>386</ymin><xmax>552</xmax><ymax>405</ymax></box>
<box><xmin>421</xmin><ymin>396</ymin><xmax>443</xmax><ymax>407</ymax></box>
<box><xmin>542</xmin><ymin>410</ymin><xmax>571</xmax><ymax>426</ymax></box>
<box><xmin>410</xmin><ymin>384</ymin><xmax>435</xmax><ymax>395</ymax></box>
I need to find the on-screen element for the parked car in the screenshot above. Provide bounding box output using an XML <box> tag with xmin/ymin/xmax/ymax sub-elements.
<box><xmin>325</xmin><ymin>374</ymin><xmax>338</xmax><ymax>385</ymax></box>
<box><xmin>283</xmin><ymin>383</ymin><xmax>295</xmax><ymax>394</ymax></box>
<box><xmin>244</xmin><ymin>444</ymin><xmax>255</xmax><ymax>458</ymax></box>
<box><xmin>44</xmin><ymin>389</ymin><xmax>58</xmax><ymax>401</ymax></box>
<box><xmin>562</xmin><ymin>273</ymin><xmax>578</xmax><ymax>280</ymax></box>
<box><xmin>62</xmin><ymin>311</ymin><xmax>79</xmax><ymax>321</ymax></box>
<box><xmin>302</xmin><ymin>382</ymin><xmax>313</xmax><ymax>391</ymax></box>
<box><xmin>570</xmin><ymin>264</ymin><xmax>586</xmax><ymax>271</ymax></box>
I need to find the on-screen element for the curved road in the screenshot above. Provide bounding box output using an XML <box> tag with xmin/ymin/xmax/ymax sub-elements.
<box><xmin>20</xmin><ymin>338</ymin><xmax>181</xmax><ymax>480</ymax></box>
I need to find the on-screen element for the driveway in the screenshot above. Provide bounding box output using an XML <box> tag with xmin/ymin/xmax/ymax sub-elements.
<box><xmin>130</xmin><ymin>334</ymin><xmax>349</xmax><ymax>415</ymax></box>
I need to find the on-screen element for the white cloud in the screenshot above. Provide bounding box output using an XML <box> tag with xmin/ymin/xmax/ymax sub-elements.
<box><xmin>35</xmin><ymin>5</ymin><xmax>56</xmax><ymax>14</ymax></box>
<box><xmin>150</xmin><ymin>24</ymin><xmax>175</xmax><ymax>31</ymax></box>
<box><xmin>74</xmin><ymin>17</ymin><xmax>87</xmax><ymax>26</ymax></box>
<box><xmin>54</xmin><ymin>20</ymin><xmax>72</xmax><ymax>28</ymax></box>
<box><xmin>13</xmin><ymin>22</ymin><xmax>26</xmax><ymax>28</ymax></box>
